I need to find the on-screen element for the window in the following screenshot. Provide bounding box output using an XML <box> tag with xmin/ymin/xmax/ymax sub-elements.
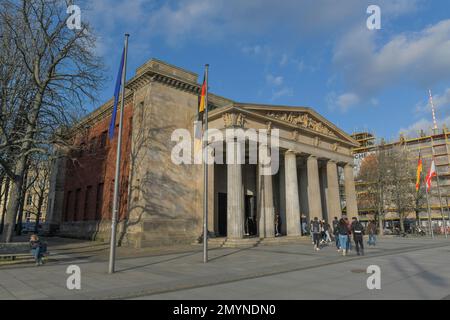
<box><xmin>89</xmin><ymin>138</ymin><xmax>97</xmax><ymax>154</ymax></box>
<box><xmin>65</xmin><ymin>191</ymin><xmax>72</xmax><ymax>222</ymax></box>
<box><xmin>74</xmin><ymin>188</ymin><xmax>81</xmax><ymax>221</ymax></box>
<box><xmin>84</xmin><ymin>186</ymin><xmax>92</xmax><ymax>221</ymax></box>
<box><xmin>79</xmin><ymin>143</ymin><xmax>86</xmax><ymax>158</ymax></box>
<box><xmin>99</xmin><ymin>131</ymin><xmax>107</xmax><ymax>148</ymax></box>
<box><xmin>26</xmin><ymin>194</ymin><xmax>33</xmax><ymax>206</ymax></box>
<box><xmin>95</xmin><ymin>183</ymin><xmax>104</xmax><ymax>220</ymax></box>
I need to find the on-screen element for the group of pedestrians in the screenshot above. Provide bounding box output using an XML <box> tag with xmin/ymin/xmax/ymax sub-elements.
<box><xmin>308</xmin><ymin>216</ymin><xmax>378</xmax><ymax>256</ymax></box>
<box><xmin>310</xmin><ymin>218</ymin><xmax>332</xmax><ymax>251</ymax></box>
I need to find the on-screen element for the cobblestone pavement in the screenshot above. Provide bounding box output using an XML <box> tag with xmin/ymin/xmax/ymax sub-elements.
<box><xmin>0</xmin><ymin>237</ymin><xmax>449</xmax><ymax>300</ymax></box>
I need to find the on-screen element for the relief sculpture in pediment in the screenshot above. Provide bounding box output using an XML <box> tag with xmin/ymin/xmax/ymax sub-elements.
<box><xmin>266</xmin><ymin>112</ymin><xmax>336</xmax><ymax>138</ymax></box>
<box><xmin>223</xmin><ymin>113</ymin><xmax>246</xmax><ymax>128</ymax></box>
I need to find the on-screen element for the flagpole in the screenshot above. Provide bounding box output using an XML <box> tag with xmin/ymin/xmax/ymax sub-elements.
<box><xmin>434</xmin><ymin>166</ymin><xmax>448</xmax><ymax>238</ymax></box>
<box><xmin>108</xmin><ymin>34</ymin><xmax>129</xmax><ymax>274</ymax></box>
<box><xmin>446</xmin><ymin>197</ymin><xmax>450</xmax><ymax>236</ymax></box>
<box><xmin>431</xmin><ymin>135</ymin><xmax>448</xmax><ymax>239</ymax></box>
<box><xmin>203</xmin><ymin>64</ymin><xmax>209</xmax><ymax>264</ymax></box>
<box><xmin>416</xmin><ymin>150</ymin><xmax>422</xmax><ymax>231</ymax></box>
<box><xmin>426</xmin><ymin>187</ymin><xmax>434</xmax><ymax>239</ymax></box>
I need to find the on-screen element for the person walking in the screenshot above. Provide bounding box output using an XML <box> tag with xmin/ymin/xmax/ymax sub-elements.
<box><xmin>322</xmin><ymin>220</ymin><xmax>332</xmax><ymax>243</ymax></box>
<box><xmin>332</xmin><ymin>216</ymin><xmax>340</xmax><ymax>251</ymax></box>
<box><xmin>337</xmin><ymin>218</ymin><xmax>349</xmax><ymax>256</ymax></box>
<box><xmin>311</xmin><ymin>217</ymin><xmax>322</xmax><ymax>251</ymax></box>
<box><xmin>301</xmin><ymin>217</ymin><xmax>308</xmax><ymax>236</ymax></box>
<box><xmin>345</xmin><ymin>217</ymin><xmax>352</xmax><ymax>252</ymax></box>
<box><xmin>367</xmin><ymin>220</ymin><xmax>377</xmax><ymax>246</ymax></box>
<box><xmin>351</xmin><ymin>217</ymin><xmax>365</xmax><ymax>256</ymax></box>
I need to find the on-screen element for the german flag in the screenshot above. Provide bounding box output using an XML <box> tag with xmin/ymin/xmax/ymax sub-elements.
<box><xmin>415</xmin><ymin>152</ymin><xmax>423</xmax><ymax>192</ymax></box>
<box><xmin>198</xmin><ymin>73</ymin><xmax>207</xmax><ymax>121</ymax></box>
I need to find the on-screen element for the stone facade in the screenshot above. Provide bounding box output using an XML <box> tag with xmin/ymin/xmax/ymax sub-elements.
<box><xmin>47</xmin><ymin>58</ymin><xmax>360</xmax><ymax>248</ymax></box>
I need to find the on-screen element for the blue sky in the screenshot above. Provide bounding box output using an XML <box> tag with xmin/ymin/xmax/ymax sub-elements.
<box><xmin>80</xmin><ymin>0</ymin><xmax>450</xmax><ymax>141</ymax></box>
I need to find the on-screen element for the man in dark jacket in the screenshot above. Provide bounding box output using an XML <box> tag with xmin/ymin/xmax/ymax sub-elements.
<box><xmin>311</xmin><ymin>217</ymin><xmax>322</xmax><ymax>251</ymax></box>
<box><xmin>351</xmin><ymin>217</ymin><xmax>365</xmax><ymax>256</ymax></box>
<box><xmin>332</xmin><ymin>217</ymin><xmax>340</xmax><ymax>250</ymax></box>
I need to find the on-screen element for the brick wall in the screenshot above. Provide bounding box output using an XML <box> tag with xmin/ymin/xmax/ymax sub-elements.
<box><xmin>62</xmin><ymin>103</ymin><xmax>133</xmax><ymax>223</ymax></box>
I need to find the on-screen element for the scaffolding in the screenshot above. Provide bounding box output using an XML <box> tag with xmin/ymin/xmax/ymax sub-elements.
<box><xmin>351</xmin><ymin>128</ymin><xmax>450</xmax><ymax>230</ymax></box>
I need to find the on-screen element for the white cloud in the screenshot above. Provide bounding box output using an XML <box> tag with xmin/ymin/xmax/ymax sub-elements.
<box><xmin>337</xmin><ymin>93</ymin><xmax>361</xmax><ymax>112</ymax></box>
<box><xmin>242</xmin><ymin>45</ymin><xmax>263</xmax><ymax>55</ymax></box>
<box><xmin>144</xmin><ymin>0</ymin><xmax>420</xmax><ymax>45</ymax></box>
<box><xmin>265</xmin><ymin>74</ymin><xmax>292</xmax><ymax>100</ymax></box>
<box><xmin>279</xmin><ymin>54</ymin><xmax>289</xmax><ymax>67</ymax></box>
<box><xmin>272</xmin><ymin>87</ymin><xmax>294</xmax><ymax>101</ymax></box>
<box><xmin>327</xmin><ymin>92</ymin><xmax>361</xmax><ymax>113</ymax></box>
<box><xmin>403</xmin><ymin>87</ymin><xmax>450</xmax><ymax>137</ymax></box>
<box><xmin>399</xmin><ymin>116</ymin><xmax>450</xmax><ymax>138</ymax></box>
<box><xmin>415</xmin><ymin>88</ymin><xmax>450</xmax><ymax>116</ymax></box>
<box><xmin>334</xmin><ymin>19</ymin><xmax>450</xmax><ymax>98</ymax></box>
<box><xmin>266</xmin><ymin>74</ymin><xmax>284</xmax><ymax>86</ymax></box>
<box><xmin>241</xmin><ymin>44</ymin><xmax>275</xmax><ymax>64</ymax></box>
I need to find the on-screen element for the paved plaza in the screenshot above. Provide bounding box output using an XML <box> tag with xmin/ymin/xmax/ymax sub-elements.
<box><xmin>0</xmin><ymin>237</ymin><xmax>449</xmax><ymax>300</ymax></box>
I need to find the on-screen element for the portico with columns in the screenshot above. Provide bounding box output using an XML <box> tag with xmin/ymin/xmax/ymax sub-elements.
<box><xmin>207</xmin><ymin>104</ymin><xmax>360</xmax><ymax>243</ymax></box>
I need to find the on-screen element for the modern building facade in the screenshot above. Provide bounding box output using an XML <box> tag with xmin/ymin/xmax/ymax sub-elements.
<box><xmin>46</xmin><ymin>59</ymin><xmax>360</xmax><ymax>247</ymax></box>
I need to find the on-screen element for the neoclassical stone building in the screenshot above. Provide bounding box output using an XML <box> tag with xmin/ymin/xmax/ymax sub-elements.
<box><xmin>46</xmin><ymin>59</ymin><xmax>359</xmax><ymax>248</ymax></box>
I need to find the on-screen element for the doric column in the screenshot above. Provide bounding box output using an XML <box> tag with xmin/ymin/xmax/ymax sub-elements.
<box><xmin>344</xmin><ymin>163</ymin><xmax>358</xmax><ymax>219</ymax></box>
<box><xmin>307</xmin><ymin>155</ymin><xmax>323</xmax><ymax>220</ymax></box>
<box><xmin>299</xmin><ymin>165</ymin><xmax>309</xmax><ymax>220</ymax></box>
<box><xmin>258</xmin><ymin>162</ymin><xmax>275</xmax><ymax>238</ymax></box>
<box><xmin>326</xmin><ymin>160</ymin><xmax>341</xmax><ymax>222</ymax></box>
<box><xmin>285</xmin><ymin>150</ymin><xmax>301</xmax><ymax>236</ymax></box>
<box><xmin>319</xmin><ymin>165</ymin><xmax>328</xmax><ymax>220</ymax></box>
<box><xmin>227</xmin><ymin>142</ymin><xmax>245</xmax><ymax>239</ymax></box>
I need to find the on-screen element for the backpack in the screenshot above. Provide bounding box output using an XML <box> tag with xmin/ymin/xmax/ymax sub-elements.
<box><xmin>312</xmin><ymin>221</ymin><xmax>321</xmax><ymax>233</ymax></box>
<box><xmin>354</xmin><ymin>222</ymin><xmax>364</xmax><ymax>235</ymax></box>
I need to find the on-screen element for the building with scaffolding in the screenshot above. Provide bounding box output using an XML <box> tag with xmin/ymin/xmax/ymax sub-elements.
<box><xmin>351</xmin><ymin>127</ymin><xmax>450</xmax><ymax>232</ymax></box>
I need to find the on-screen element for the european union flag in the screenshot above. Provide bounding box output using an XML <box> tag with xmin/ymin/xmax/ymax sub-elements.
<box><xmin>109</xmin><ymin>48</ymin><xmax>125</xmax><ymax>140</ymax></box>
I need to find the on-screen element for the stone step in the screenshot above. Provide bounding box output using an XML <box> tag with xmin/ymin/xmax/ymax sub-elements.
<box><xmin>192</xmin><ymin>237</ymin><xmax>227</xmax><ymax>247</ymax></box>
<box><xmin>222</xmin><ymin>238</ymin><xmax>261</xmax><ymax>248</ymax></box>
<box><xmin>258</xmin><ymin>236</ymin><xmax>312</xmax><ymax>246</ymax></box>
<box><xmin>194</xmin><ymin>236</ymin><xmax>311</xmax><ymax>248</ymax></box>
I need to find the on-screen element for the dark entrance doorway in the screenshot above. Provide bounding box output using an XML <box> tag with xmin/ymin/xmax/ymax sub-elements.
<box><xmin>218</xmin><ymin>193</ymin><xmax>227</xmax><ymax>237</ymax></box>
<box><xmin>245</xmin><ymin>195</ymin><xmax>257</xmax><ymax>236</ymax></box>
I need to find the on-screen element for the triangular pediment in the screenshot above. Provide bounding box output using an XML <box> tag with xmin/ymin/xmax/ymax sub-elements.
<box><xmin>208</xmin><ymin>103</ymin><xmax>360</xmax><ymax>147</ymax></box>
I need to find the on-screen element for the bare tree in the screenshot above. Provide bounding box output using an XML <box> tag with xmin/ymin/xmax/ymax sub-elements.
<box><xmin>357</xmin><ymin>144</ymin><xmax>421</xmax><ymax>234</ymax></box>
<box><xmin>386</xmin><ymin>147</ymin><xmax>415</xmax><ymax>233</ymax></box>
<box><xmin>23</xmin><ymin>156</ymin><xmax>51</xmax><ymax>234</ymax></box>
<box><xmin>357</xmin><ymin>144</ymin><xmax>390</xmax><ymax>235</ymax></box>
<box><xmin>0</xmin><ymin>0</ymin><xmax>104</xmax><ymax>242</ymax></box>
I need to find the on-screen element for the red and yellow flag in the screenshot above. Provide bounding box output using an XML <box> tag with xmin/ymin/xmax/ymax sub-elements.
<box><xmin>426</xmin><ymin>160</ymin><xmax>437</xmax><ymax>192</ymax></box>
<box><xmin>415</xmin><ymin>153</ymin><xmax>422</xmax><ymax>192</ymax></box>
<box><xmin>198</xmin><ymin>73</ymin><xmax>207</xmax><ymax>117</ymax></box>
